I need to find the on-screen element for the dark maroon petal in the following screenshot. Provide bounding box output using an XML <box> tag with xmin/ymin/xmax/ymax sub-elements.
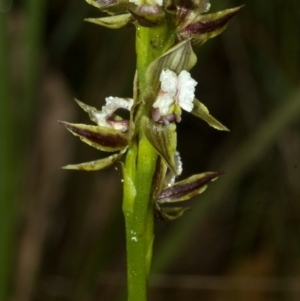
<box><xmin>59</xmin><ymin>121</ymin><xmax>129</xmax><ymax>151</ymax></box>
<box><xmin>157</xmin><ymin>171</ymin><xmax>224</xmax><ymax>202</ymax></box>
<box><xmin>180</xmin><ymin>6</ymin><xmax>244</xmax><ymax>35</ymax></box>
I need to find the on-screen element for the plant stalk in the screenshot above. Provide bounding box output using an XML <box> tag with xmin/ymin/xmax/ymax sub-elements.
<box><xmin>122</xmin><ymin>18</ymin><xmax>175</xmax><ymax>301</ymax></box>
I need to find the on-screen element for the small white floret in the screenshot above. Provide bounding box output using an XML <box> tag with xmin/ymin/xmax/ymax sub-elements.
<box><xmin>93</xmin><ymin>97</ymin><xmax>133</xmax><ymax>131</ymax></box>
<box><xmin>152</xmin><ymin>69</ymin><xmax>197</xmax><ymax>119</ymax></box>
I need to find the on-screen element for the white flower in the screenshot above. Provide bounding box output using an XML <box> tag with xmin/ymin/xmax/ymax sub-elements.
<box><xmin>152</xmin><ymin>69</ymin><xmax>197</xmax><ymax>121</ymax></box>
<box><xmin>93</xmin><ymin>97</ymin><xmax>133</xmax><ymax>132</ymax></box>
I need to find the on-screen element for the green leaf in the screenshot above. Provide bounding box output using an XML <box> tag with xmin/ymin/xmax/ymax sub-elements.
<box><xmin>156</xmin><ymin>206</ymin><xmax>191</xmax><ymax>221</ymax></box>
<box><xmin>85</xmin><ymin>14</ymin><xmax>133</xmax><ymax>29</ymax></box>
<box><xmin>58</xmin><ymin>121</ymin><xmax>129</xmax><ymax>152</ymax></box>
<box><xmin>179</xmin><ymin>6</ymin><xmax>244</xmax><ymax>48</ymax></box>
<box><xmin>141</xmin><ymin>116</ymin><xmax>177</xmax><ymax>174</ymax></box>
<box><xmin>157</xmin><ymin>171</ymin><xmax>224</xmax><ymax>203</ymax></box>
<box><xmin>146</xmin><ymin>39</ymin><xmax>197</xmax><ymax>92</ymax></box>
<box><xmin>191</xmin><ymin>99</ymin><xmax>229</xmax><ymax>131</ymax></box>
<box><xmin>62</xmin><ymin>150</ymin><xmax>126</xmax><ymax>171</ymax></box>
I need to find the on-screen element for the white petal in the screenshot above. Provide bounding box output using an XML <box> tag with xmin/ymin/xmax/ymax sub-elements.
<box><xmin>159</xmin><ymin>69</ymin><xmax>178</xmax><ymax>97</ymax></box>
<box><xmin>177</xmin><ymin>70</ymin><xmax>197</xmax><ymax>112</ymax></box>
<box><xmin>153</xmin><ymin>93</ymin><xmax>174</xmax><ymax>115</ymax></box>
<box><xmin>93</xmin><ymin>111</ymin><xmax>108</xmax><ymax>127</ymax></box>
<box><xmin>94</xmin><ymin>97</ymin><xmax>133</xmax><ymax>130</ymax></box>
<box><xmin>104</xmin><ymin>96</ymin><xmax>133</xmax><ymax>115</ymax></box>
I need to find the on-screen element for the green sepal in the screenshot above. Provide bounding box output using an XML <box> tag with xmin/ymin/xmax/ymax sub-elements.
<box><xmin>85</xmin><ymin>14</ymin><xmax>133</xmax><ymax>29</ymax></box>
<box><xmin>179</xmin><ymin>6</ymin><xmax>244</xmax><ymax>48</ymax></box>
<box><xmin>129</xmin><ymin>9</ymin><xmax>165</xmax><ymax>27</ymax></box>
<box><xmin>85</xmin><ymin>0</ymin><xmax>135</xmax><ymax>15</ymax></box>
<box><xmin>129</xmin><ymin>70</ymin><xmax>142</xmax><ymax>131</ymax></box>
<box><xmin>62</xmin><ymin>149</ymin><xmax>126</xmax><ymax>171</ymax></box>
<box><xmin>75</xmin><ymin>99</ymin><xmax>100</xmax><ymax>125</ymax></box>
<box><xmin>191</xmin><ymin>99</ymin><xmax>229</xmax><ymax>131</ymax></box>
<box><xmin>155</xmin><ymin>205</ymin><xmax>191</xmax><ymax>221</ymax></box>
<box><xmin>157</xmin><ymin>171</ymin><xmax>224</xmax><ymax>203</ymax></box>
<box><xmin>152</xmin><ymin>157</ymin><xmax>168</xmax><ymax>199</ymax></box>
<box><xmin>141</xmin><ymin>116</ymin><xmax>177</xmax><ymax>174</ymax></box>
<box><xmin>58</xmin><ymin>121</ymin><xmax>129</xmax><ymax>152</ymax></box>
<box><xmin>146</xmin><ymin>39</ymin><xmax>197</xmax><ymax>92</ymax></box>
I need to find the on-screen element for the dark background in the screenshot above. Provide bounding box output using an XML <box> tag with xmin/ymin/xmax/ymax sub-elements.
<box><xmin>1</xmin><ymin>0</ymin><xmax>300</xmax><ymax>300</ymax></box>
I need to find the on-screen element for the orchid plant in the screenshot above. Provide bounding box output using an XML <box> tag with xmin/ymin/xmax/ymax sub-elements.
<box><xmin>59</xmin><ymin>0</ymin><xmax>242</xmax><ymax>300</ymax></box>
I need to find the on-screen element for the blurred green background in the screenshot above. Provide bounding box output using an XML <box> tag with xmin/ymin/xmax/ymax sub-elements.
<box><xmin>1</xmin><ymin>0</ymin><xmax>300</xmax><ymax>300</ymax></box>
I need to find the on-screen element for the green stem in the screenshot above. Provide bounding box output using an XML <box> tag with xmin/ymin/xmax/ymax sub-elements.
<box><xmin>122</xmin><ymin>18</ymin><xmax>175</xmax><ymax>301</ymax></box>
<box><xmin>123</xmin><ymin>137</ymin><xmax>157</xmax><ymax>301</ymax></box>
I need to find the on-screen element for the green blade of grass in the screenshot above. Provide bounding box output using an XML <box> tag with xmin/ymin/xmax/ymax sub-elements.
<box><xmin>0</xmin><ymin>6</ymin><xmax>16</xmax><ymax>301</ymax></box>
<box><xmin>22</xmin><ymin>0</ymin><xmax>46</xmax><ymax>139</ymax></box>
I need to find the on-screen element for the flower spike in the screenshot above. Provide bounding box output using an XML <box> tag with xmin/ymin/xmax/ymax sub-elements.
<box><xmin>61</xmin><ymin>0</ymin><xmax>244</xmax><ymax>297</ymax></box>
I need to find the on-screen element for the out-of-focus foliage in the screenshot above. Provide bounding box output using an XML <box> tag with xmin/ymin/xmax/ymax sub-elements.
<box><xmin>1</xmin><ymin>0</ymin><xmax>300</xmax><ymax>300</ymax></box>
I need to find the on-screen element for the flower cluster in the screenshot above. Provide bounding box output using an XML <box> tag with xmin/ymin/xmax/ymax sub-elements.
<box><xmin>60</xmin><ymin>0</ymin><xmax>242</xmax><ymax>219</ymax></box>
